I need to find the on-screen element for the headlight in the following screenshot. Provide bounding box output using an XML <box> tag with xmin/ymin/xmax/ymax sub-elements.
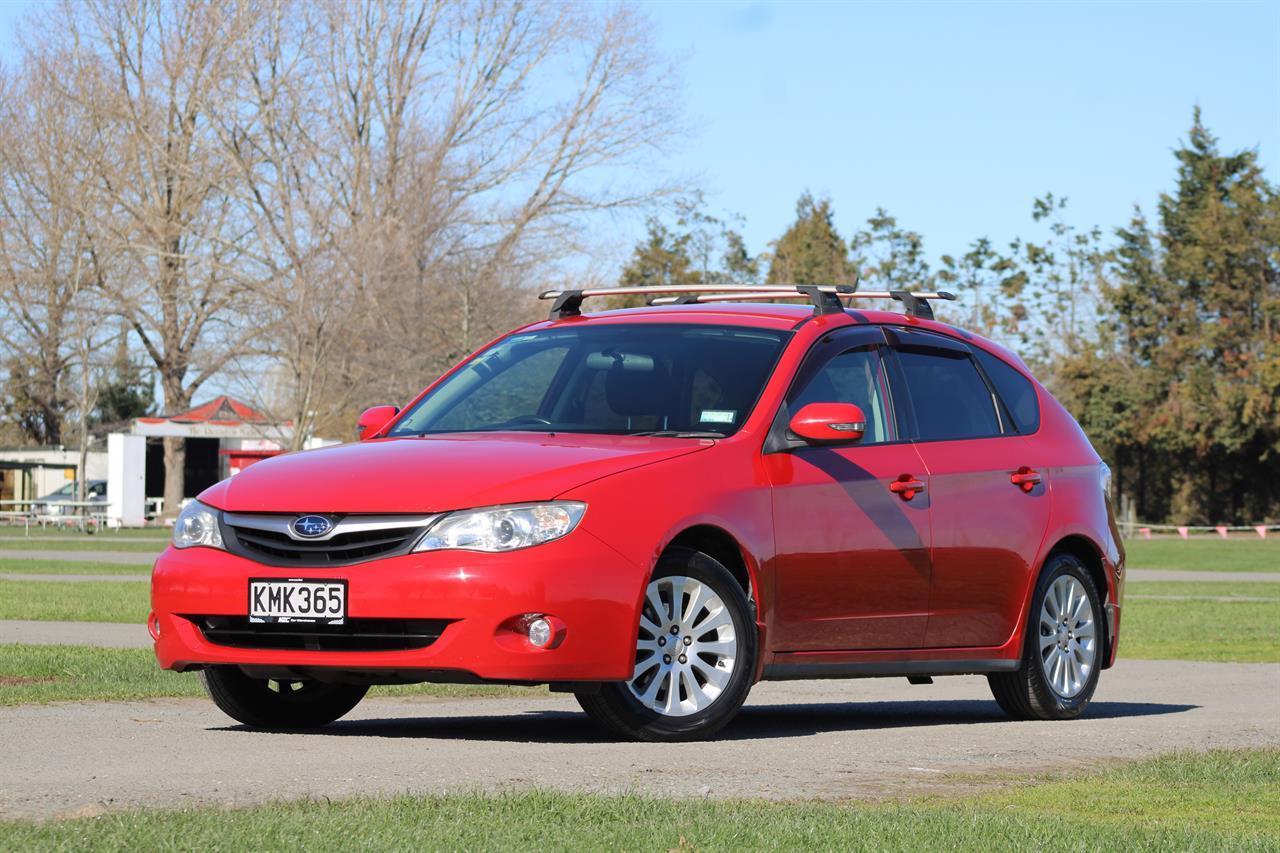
<box><xmin>173</xmin><ymin>500</ymin><xmax>224</xmax><ymax>550</ymax></box>
<box><xmin>1099</xmin><ymin>462</ymin><xmax>1113</xmax><ymax>502</ymax></box>
<box><xmin>414</xmin><ymin>502</ymin><xmax>586</xmax><ymax>553</ymax></box>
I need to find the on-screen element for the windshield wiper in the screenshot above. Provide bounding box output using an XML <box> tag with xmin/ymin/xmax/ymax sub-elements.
<box><xmin>628</xmin><ymin>430</ymin><xmax>725</xmax><ymax>438</ymax></box>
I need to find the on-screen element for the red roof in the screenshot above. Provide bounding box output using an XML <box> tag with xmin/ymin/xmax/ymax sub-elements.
<box><xmin>138</xmin><ymin>395</ymin><xmax>271</xmax><ymax>425</ymax></box>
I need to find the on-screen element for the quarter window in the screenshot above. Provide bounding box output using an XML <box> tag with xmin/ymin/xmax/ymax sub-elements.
<box><xmin>974</xmin><ymin>348</ymin><xmax>1040</xmax><ymax>433</ymax></box>
<box><xmin>894</xmin><ymin>348</ymin><xmax>1002</xmax><ymax>441</ymax></box>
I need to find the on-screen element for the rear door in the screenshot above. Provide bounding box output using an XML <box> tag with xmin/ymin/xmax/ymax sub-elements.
<box><xmin>884</xmin><ymin>328</ymin><xmax>1052</xmax><ymax>649</ymax></box>
<box><xmin>766</xmin><ymin>326</ymin><xmax>932</xmax><ymax>651</ymax></box>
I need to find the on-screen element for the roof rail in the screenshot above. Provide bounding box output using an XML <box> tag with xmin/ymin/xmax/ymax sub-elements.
<box><xmin>537</xmin><ymin>285</ymin><xmax>955</xmax><ymax>320</ymax></box>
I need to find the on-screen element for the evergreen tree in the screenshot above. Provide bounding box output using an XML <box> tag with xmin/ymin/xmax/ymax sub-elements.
<box><xmin>936</xmin><ymin>237</ymin><xmax>1023</xmax><ymax>339</ymax></box>
<box><xmin>1058</xmin><ymin>110</ymin><xmax>1280</xmax><ymax>523</ymax></box>
<box><xmin>850</xmin><ymin>208</ymin><xmax>932</xmax><ymax>290</ymax></box>
<box><xmin>93</xmin><ymin>347</ymin><xmax>156</xmax><ymax>427</ymax></box>
<box><xmin>619</xmin><ymin>218</ymin><xmax>700</xmax><ymax>288</ymax></box>
<box><xmin>720</xmin><ymin>230</ymin><xmax>759</xmax><ymax>283</ymax></box>
<box><xmin>766</xmin><ymin>192</ymin><xmax>856</xmax><ymax>285</ymax></box>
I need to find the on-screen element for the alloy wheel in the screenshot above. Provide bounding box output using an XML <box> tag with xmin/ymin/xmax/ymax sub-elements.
<box><xmin>1038</xmin><ymin>574</ymin><xmax>1097</xmax><ymax>698</ymax></box>
<box><xmin>628</xmin><ymin>575</ymin><xmax>738</xmax><ymax>716</ymax></box>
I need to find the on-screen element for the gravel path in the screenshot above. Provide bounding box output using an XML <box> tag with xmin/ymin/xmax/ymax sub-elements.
<box><xmin>1</xmin><ymin>659</ymin><xmax>1276</xmax><ymax>821</ymax></box>
<box><xmin>1127</xmin><ymin>569</ymin><xmax>1280</xmax><ymax>582</ymax></box>
<box><xmin>0</xmin><ymin>620</ymin><xmax>148</xmax><ymax>649</ymax></box>
<box><xmin>0</xmin><ymin>573</ymin><xmax>148</xmax><ymax>583</ymax></box>
<box><xmin>0</xmin><ymin>550</ymin><xmax>157</xmax><ymax>565</ymax></box>
<box><xmin>1128</xmin><ymin>594</ymin><xmax>1275</xmax><ymax>602</ymax></box>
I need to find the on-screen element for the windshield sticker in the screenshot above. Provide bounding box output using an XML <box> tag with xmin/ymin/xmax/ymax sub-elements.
<box><xmin>699</xmin><ymin>410</ymin><xmax>736</xmax><ymax>424</ymax></box>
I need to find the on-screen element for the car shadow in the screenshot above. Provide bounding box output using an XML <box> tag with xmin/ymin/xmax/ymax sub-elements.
<box><xmin>211</xmin><ymin>699</ymin><xmax>1199</xmax><ymax>743</ymax></box>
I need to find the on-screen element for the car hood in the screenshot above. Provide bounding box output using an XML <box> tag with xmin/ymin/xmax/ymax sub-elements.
<box><xmin>199</xmin><ymin>433</ymin><xmax>713</xmax><ymax>514</ymax></box>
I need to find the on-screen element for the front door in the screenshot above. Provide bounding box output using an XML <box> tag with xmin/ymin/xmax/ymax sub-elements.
<box><xmin>767</xmin><ymin>328</ymin><xmax>932</xmax><ymax>651</ymax></box>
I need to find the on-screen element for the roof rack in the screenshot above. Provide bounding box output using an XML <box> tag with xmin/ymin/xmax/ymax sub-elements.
<box><xmin>537</xmin><ymin>285</ymin><xmax>956</xmax><ymax>320</ymax></box>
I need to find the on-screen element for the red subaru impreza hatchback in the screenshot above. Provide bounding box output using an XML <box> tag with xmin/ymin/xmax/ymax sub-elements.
<box><xmin>151</xmin><ymin>285</ymin><xmax>1124</xmax><ymax>741</ymax></box>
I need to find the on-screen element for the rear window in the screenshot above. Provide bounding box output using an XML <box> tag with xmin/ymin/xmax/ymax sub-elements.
<box><xmin>974</xmin><ymin>349</ymin><xmax>1041</xmax><ymax>433</ymax></box>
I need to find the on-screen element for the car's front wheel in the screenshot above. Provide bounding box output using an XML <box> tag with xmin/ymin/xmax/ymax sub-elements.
<box><xmin>989</xmin><ymin>552</ymin><xmax>1103</xmax><ymax>720</ymax></box>
<box><xmin>200</xmin><ymin>666</ymin><xmax>368</xmax><ymax>728</ymax></box>
<box><xmin>576</xmin><ymin>547</ymin><xmax>757</xmax><ymax>742</ymax></box>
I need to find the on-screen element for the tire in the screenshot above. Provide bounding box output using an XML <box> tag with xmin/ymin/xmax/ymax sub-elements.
<box><xmin>989</xmin><ymin>552</ymin><xmax>1104</xmax><ymax>721</ymax></box>
<box><xmin>575</xmin><ymin>547</ymin><xmax>758</xmax><ymax>742</ymax></box>
<box><xmin>200</xmin><ymin>666</ymin><xmax>368</xmax><ymax>728</ymax></box>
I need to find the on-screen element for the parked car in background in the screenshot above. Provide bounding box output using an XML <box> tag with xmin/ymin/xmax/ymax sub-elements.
<box><xmin>34</xmin><ymin>480</ymin><xmax>108</xmax><ymax>516</ymax></box>
<box><xmin>151</xmin><ymin>284</ymin><xmax>1124</xmax><ymax>741</ymax></box>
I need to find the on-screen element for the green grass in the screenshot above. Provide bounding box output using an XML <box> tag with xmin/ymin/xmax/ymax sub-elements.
<box><xmin>1122</xmin><ymin>592</ymin><xmax>1280</xmax><ymax>663</ymax></box>
<box><xmin>1124</xmin><ymin>537</ymin><xmax>1280</xmax><ymax>572</ymax></box>
<box><xmin>0</xmin><ymin>644</ymin><xmax>203</xmax><ymax>704</ymax></box>
<box><xmin>0</xmin><ymin>749</ymin><xmax>1274</xmax><ymax>850</ymax></box>
<box><xmin>0</xmin><ymin>557</ymin><xmax>150</xmax><ymax>576</ymax></box>
<box><xmin>0</xmin><ymin>538</ymin><xmax>164</xmax><ymax>553</ymax></box>
<box><xmin>0</xmin><ymin>579</ymin><xmax>147</xmax><ymax>623</ymax></box>
<box><xmin>0</xmin><ymin>644</ymin><xmax>547</xmax><ymax>706</ymax></box>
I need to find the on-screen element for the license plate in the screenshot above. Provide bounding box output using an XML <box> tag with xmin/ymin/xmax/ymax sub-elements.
<box><xmin>249</xmin><ymin>579</ymin><xmax>347</xmax><ymax>625</ymax></box>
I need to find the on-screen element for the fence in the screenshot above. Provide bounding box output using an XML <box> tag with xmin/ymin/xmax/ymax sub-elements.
<box><xmin>0</xmin><ymin>499</ymin><xmax>109</xmax><ymax>534</ymax></box>
<box><xmin>1118</xmin><ymin>521</ymin><xmax>1278</xmax><ymax>540</ymax></box>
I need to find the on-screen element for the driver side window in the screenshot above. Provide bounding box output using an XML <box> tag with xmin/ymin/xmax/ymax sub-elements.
<box><xmin>791</xmin><ymin>346</ymin><xmax>895</xmax><ymax>444</ymax></box>
<box><xmin>429</xmin><ymin>344</ymin><xmax>570</xmax><ymax>432</ymax></box>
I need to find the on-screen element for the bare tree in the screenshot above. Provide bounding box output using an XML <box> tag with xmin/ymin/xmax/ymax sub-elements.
<box><xmin>0</xmin><ymin>61</ymin><xmax>107</xmax><ymax>447</ymax></box>
<box><xmin>1</xmin><ymin>0</ymin><xmax>685</xmax><ymax>471</ymax></box>
<box><xmin>38</xmin><ymin>0</ymin><xmax>259</xmax><ymax>514</ymax></box>
<box><xmin>222</xmin><ymin>0</ymin><xmax>684</xmax><ymax>440</ymax></box>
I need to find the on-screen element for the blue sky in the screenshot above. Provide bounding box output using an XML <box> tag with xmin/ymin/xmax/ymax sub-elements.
<box><xmin>642</xmin><ymin>0</ymin><xmax>1280</xmax><ymax>263</ymax></box>
<box><xmin>2</xmin><ymin>0</ymin><xmax>1276</xmax><ymax>269</ymax></box>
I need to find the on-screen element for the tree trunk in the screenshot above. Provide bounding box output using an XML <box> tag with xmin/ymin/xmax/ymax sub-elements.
<box><xmin>162</xmin><ymin>436</ymin><xmax>186</xmax><ymax>519</ymax></box>
<box><xmin>161</xmin><ymin>377</ymin><xmax>191</xmax><ymax>519</ymax></box>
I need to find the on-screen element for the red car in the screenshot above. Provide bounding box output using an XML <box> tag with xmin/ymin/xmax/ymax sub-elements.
<box><xmin>151</xmin><ymin>285</ymin><xmax>1124</xmax><ymax>741</ymax></box>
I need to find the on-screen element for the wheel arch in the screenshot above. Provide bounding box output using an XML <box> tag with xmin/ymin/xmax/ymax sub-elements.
<box><xmin>660</xmin><ymin>522</ymin><xmax>767</xmax><ymax>683</ymax></box>
<box><xmin>1043</xmin><ymin>534</ymin><xmax>1114</xmax><ymax>666</ymax></box>
<box><xmin>663</xmin><ymin>524</ymin><xmax>755</xmax><ymax>601</ymax></box>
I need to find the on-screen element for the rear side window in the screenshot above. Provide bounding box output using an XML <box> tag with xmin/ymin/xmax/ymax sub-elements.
<box><xmin>974</xmin><ymin>349</ymin><xmax>1040</xmax><ymax>433</ymax></box>
<box><xmin>894</xmin><ymin>348</ymin><xmax>1001</xmax><ymax>441</ymax></box>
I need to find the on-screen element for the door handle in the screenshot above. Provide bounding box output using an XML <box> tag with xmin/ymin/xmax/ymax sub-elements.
<box><xmin>890</xmin><ymin>475</ymin><xmax>926</xmax><ymax>501</ymax></box>
<box><xmin>1011</xmin><ymin>467</ymin><xmax>1042</xmax><ymax>492</ymax></box>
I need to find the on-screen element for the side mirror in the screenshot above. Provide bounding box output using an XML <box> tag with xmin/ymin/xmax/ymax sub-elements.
<box><xmin>357</xmin><ymin>405</ymin><xmax>400</xmax><ymax>441</ymax></box>
<box><xmin>789</xmin><ymin>402</ymin><xmax>866</xmax><ymax>445</ymax></box>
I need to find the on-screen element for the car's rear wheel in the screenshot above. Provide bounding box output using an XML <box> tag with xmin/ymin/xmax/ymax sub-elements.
<box><xmin>200</xmin><ymin>666</ymin><xmax>368</xmax><ymax>728</ymax></box>
<box><xmin>989</xmin><ymin>552</ymin><xmax>1103</xmax><ymax>720</ymax></box>
<box><xmin>575</xmin><ymin>547</ymin><xmax>757</xmax><ymax>742</ymax></box>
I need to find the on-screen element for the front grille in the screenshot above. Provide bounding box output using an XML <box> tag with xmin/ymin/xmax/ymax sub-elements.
<box><xmin>193</xmin><ymin>616</ymin><xmax>452</xmax><ymax>652</ymax></box>
<box><xmin>229</xmin><ymin>525</ymin><xmax>418</xmax><ymax>564</ymax></box>
<box><xmin>220</xmin><ymin>513</ymin><xmax>436</xmax><ymax>567</ymax></box>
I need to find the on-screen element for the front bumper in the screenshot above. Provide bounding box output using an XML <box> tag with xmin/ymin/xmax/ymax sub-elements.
<box><xmin>150</xmin><ymin>530</ymin><xmax>642</xmax><ymax>683</ymax></box>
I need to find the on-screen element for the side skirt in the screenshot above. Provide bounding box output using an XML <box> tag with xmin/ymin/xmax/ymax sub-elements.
<box><xmin>762</xmin><ymin>658</ymin><xmax>1020</xmax><ymax>681</ymax></box>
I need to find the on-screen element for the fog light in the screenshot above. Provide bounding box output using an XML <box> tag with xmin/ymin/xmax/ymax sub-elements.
<box><xmin>526</xmin><ymin>616</ymin><xmax>553</xmax><ymax>648</ymax></box>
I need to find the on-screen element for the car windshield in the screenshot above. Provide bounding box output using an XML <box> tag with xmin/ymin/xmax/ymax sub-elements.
<box><xmin>389</xmin><ymin>324</ymin><xmax>789</xmax><ymax>438</ymax></box>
